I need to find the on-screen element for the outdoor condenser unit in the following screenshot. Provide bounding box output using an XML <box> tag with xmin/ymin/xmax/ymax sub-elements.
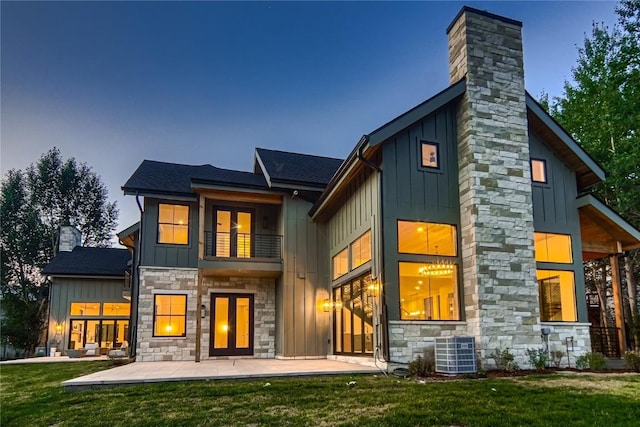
<box><xmin>435</xmin><ymin>336</ymin><xmax>477</xmax><ymax>374</ymax></box>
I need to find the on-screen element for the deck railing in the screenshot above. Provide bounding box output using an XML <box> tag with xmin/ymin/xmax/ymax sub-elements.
<box><xmin>204</xmin><ymin>231</ymin><xmax>282</xmax><ymax>260</ymax></box>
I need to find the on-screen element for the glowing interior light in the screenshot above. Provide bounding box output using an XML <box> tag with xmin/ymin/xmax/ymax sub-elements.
<box><xmin>417</xmin><ymin>227</ymin><xmax>425</xmax><ymax>233</ymax></box>
<box><xmin>221</xmin><ymin>324</ymin><xmax>229</xmax><ymax>332</ymax></box>
<box><xmin>165</xmin><ymin>325</ymin><xmax>173</xmax><ymax>332</ymax></box>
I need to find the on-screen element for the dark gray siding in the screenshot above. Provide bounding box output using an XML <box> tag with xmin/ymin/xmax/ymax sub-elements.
<box><xmin>48</xmin><ymin>277</ymin><xmax>129</xmax><ymax>351</ymax></box>
<box><xmin>276</xmin><ymin>197</ymin><xmax>329</xmax><ymax>357</ymax></box>
<box><xmin>141</xmin><ymin>198</ymin><xmax>198</xmax><ymax>268</ymax></box>
<box><xmin>530</xmin><ymin>131</ymin><xmax>587</xmax><ymax>322</ymax></box>
<box><xmin>381</xmin><ymin>105</ymin><xmax>460</xmax><ymax>320</ymax></box>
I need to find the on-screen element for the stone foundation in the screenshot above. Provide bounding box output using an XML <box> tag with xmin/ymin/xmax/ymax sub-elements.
<box><xmin>542</xmin><ymin>322</ymin><xmax>592</xmax><ymax>368</ymax></box>
<box><xmin>388</xmin><ymin>321</ymin><xmax>468</xmax><ymax>363</ymax></box>
<box><xmin>200</xmin><ymin>276</ymin><xmax>276</xmax><ymax>360</ymax></box>
<box><xmin>136</xmin><ymin>267</ymin><xmax>198</xmax><ymax>362</ymax></box>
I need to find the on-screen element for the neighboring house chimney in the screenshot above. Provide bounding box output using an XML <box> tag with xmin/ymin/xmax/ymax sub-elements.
<box><xmin>448</xmin><ymin>7</ymin><xmax>540</xmax><ymax>365</ymax></box>
<box><xmin>58</xmin><ymin>225</ymin><xmax>82</xmax><ymax>252</ymax></box>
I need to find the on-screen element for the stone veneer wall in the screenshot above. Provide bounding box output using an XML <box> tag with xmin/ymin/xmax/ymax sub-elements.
<box><xmin>136</xmin><ymin>267</ymin><xmax>198</xmax><ymax>362</ymax></box>
<box><xmin>388</xmin><ymin>321</ymin><xmax>469</xmax><ymax>363</ymax></box>
<box><xmin>200</xmin><ymin>276</ymin><xmax>276</xmax><ymax>360</ymax></box>
<box><xmin>543</xmin><ymin>323</ymin><xmax>592</xmax><ymax>368</ymax></box>
<box><xmin>448</xmin><ymin>9</ymin><xmax>541</xmax><ymax>367</ymax></box>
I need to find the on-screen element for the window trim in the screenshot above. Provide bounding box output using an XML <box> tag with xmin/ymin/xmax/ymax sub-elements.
<box><xmin>419</xmin><ymin>141</ymin><xmax>441</xmax><ymax>170</ymax></box>
<box><xmin>157</xmin><ymin>203</ymin><xmax>190</xmax><ymax>246</ymax></box>
<box><xmin>152</xmin><ymin>294</ymin><xmax>188</xmax><ymax>338</ymax></box>
<box><xmin>531</xmin><ymin>158</ymin><xmax>548</xmax><ymax>184</ymax></box>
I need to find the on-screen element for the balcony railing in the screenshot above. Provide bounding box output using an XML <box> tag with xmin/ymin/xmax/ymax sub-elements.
<box><xmin>204</xmin><ymin>231</ymin><xmax>282</xmax><ymax>260</ymax></box>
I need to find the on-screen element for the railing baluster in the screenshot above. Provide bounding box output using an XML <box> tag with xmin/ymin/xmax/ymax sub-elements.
<box><xmin>204</xmin><ymin>231</ymin><xmax>282</xmax><ymax>259</ymax></box>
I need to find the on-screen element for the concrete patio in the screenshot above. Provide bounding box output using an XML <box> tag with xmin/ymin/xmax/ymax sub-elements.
<box><xmin>60</xmin><ymin>358</ymin><xmax>383</xmax><ymax>392</ymax></box>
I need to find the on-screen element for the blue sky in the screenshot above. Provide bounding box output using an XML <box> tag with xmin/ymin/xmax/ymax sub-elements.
<box><xmin>1</xmin><ymin>1</ymin><xmax>619</xmax><ymax>238</ymax></box>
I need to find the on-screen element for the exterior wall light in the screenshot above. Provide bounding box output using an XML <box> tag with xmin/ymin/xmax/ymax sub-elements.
<box><xmin>55</xmin><ymin>323</ymin><xmax>63</xmax><ymax>334</ymax></box>
<box><xmin>322</xmin><ymin>299</ymin><xmax>332</xmax><ymax>312</ymax></box>
<box><xmin>201</xmin><ymin>304</ymin><xmax>207</xmax><ymax>318</ymax></box>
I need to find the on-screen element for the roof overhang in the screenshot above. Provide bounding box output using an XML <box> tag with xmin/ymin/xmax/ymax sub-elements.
<box><xmin>122</xmin><ymin>188</ymin><xmax>197</xmax><ymax>202</ymax></box>
<box><xmin>191</xmin><ymin>183</ymin><xmax>283</xmax><ymax>205</ymax></box>
<box><xmin>526</xmin><ymin>94</ymin><xmax>606</xmax><ymax>190</ymax></box>
<box><xmin>577</xmin><ymin>194</ymin><xmax>640</xmax><ymax>260</ymax></box>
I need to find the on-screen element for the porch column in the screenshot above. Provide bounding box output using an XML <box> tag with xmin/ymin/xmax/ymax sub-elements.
<box><xmin>610</xmin><ymin>254</ymin><xmax>627</xmax><ymax>355</ymax></box>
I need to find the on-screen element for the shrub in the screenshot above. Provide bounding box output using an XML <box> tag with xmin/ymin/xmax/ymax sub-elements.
<box><xmin>490</xmin><ymin>347</ymin><xmax>519</xmax><ymax>372</ymax></box>
<box><xmin>550</xmin><ymin>350</ymin><xmax>565</xmax><ymax>368</ymax></box>
<box><xmin>623</xmin><ymin>350</ymin><xmax>640</xmax><ymax>372</ymax></box>
<box><xmin>408</xmin><ymin>348</ymin><xmax>435</xmax><ymax>377</ymax></box>
<box><xmin>526</xmin><ymin>348</ymin><xmax>548</xmax><ymax>371</ymax></box>
<box><xmin>575</xmin><ymin>352</ymin><xmax>606</xmax><ymax>370</ymax></box>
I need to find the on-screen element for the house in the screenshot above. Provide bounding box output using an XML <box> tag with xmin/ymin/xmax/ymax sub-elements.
<box><xmin>121</xmin><ymin>6</ymin><xmax>640</xmax><ymax>367</ymax></box>
<box><xmin>43</xmin><ymin>226</ymin><xmax>134</xmax><ymax>355</ymax></box>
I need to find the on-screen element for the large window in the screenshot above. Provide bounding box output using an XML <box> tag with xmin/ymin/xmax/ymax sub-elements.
<box><xmin>158</xmin><ymin>204</ymin><xmax>189</xmax><ymax>245</ymax></box>
<box><xmin>351</xmin><ymin>230</ymin><xmax>372</xmax><ymax>270</ymax></box>
<box><xmin>534</xmin><ymin>232</ymin><xmax>572</xmax><ymax>263</ymax></box>
<box><xmin>70</xmin><ymin>302</ymin><xmax>100</xmax><ymax>316</ymax></box>
<box><xmin>332</xmin><ymin>248</ymin><xmax>348</xmax><ymax>280</ymax></box>
<box><xmin>397</xmin><ymin>221</ymin><xmax>456</xmax><ymax>256</ymax></box>
<box><xmin>399</xmin><ymin>262</ymin><xmax>459</xmax><ymax>320</ymax></box>
<box><xmin>333</xmin><ymin>274</ymin><xmax>374</xmax><ymax>355</ymax></box>
<box><xmin>69</xmin><ymin>319</ymin><xmax>129</xmax><ymax>350</ymax></box>
<box><xmin>153</xmin><ymin>294</ymin><xmax>187</xmax><ymax>337</ymax></box>
<box><xmin>537</xmin><ymin>270</ymin><xmax>577</xmax><ymax>322</ymax></box>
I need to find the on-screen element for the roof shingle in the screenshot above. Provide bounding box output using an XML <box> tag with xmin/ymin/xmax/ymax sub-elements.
<box><xmin>42</xmin><ymin>247</ymin><xmax>131</xmax><ymax>277</ymax></box>
<box><xmin>255</xmin><ymin>148</ymin><xmax>344</xmax><ymax>187</ymax></box>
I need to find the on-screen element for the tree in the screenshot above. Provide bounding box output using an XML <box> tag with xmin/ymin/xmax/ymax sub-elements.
<box><xmin>0</xmin><ymin>148</ymin><xmax>118</xmax><ymax>356</ymax></box>
<box><xmin>550</xmin><ymin>0</ymin><xmax>640</xmax><ymax>349</ymax></box>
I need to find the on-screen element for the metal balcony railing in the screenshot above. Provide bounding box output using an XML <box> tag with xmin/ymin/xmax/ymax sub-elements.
<box><xmin>204</xmin><ymin>231</ymin><xmax>282</xmax><ymax>260</ymax></box>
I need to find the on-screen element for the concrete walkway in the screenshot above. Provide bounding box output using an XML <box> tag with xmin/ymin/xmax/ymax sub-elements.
<box><xmin>61</xmin><ymin>359</ymin><xmax>382</xmax><ymax>391</ymax></box>
<box><xmin>1</xmin><ymin>355</ymin><xmax>108</xmax><ymax>364</ymax></box>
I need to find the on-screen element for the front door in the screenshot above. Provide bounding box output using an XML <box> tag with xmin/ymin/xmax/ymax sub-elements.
<box><xmin>210</xmin><ymin>293</ymin><xmax>254</xmax><ymax>356</ymax></box>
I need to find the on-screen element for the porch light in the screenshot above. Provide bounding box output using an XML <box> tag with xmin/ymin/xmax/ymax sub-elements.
<box><xmin>201</xmin><ymin>304</ymin><xmax>206</xmax><ymax>318</ymax></box>
<box><xmin>55</xmin><ymin>323</ymin><xmax>63</xmax><ymax>334</ymax></box>
<box><xmin>323</xmin><ymin>299</ymin><xmax>332</xmax><ymax>312</ymax></box>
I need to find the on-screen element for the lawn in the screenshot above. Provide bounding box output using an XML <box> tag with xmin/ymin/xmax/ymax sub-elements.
<box><xmin>1</xmin><ymin>362</ymin><xmax>639</xmax><ymax>426</ymax></box>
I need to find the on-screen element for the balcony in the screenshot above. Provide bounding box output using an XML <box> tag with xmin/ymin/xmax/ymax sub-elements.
<box><xmin>200</xmin><ymin>231</ymin><xmax>283</xmax><ymax>277</ymax></box>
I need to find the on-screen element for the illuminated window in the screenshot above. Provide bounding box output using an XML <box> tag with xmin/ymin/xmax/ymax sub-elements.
<box><xmin>399</xmin><ymin>262</ymin><xmax>459</xmax><ymax>320</ymax></box>
<box><xmin>333</xmin><ymin>275</ymin><xmax>374</xmax><ymax>355</ymax></box>
<box><xmin>333</xmin><ymin>248</ymin><xmax>348</xmax><ymax>280</ymax></box>
<box><xmin>158</xmin><ymin>204</ymin><xmax>189</xmax><ymax>245</ymax></box>
<box><xmin>537</xmin><ymin>270</ymin><xmax>577</xmax><ymax>322</ymax></box>
<box><xmin>70</xmin><ymin>303</ymin><xmax>100</xmax><ymax>316</ymax></box>
<box><xmin>153</xmin><ymin>294</ymin><xmax>187</xmax><ymax>337</ymax></box>
<box><xmin>351</xmin><ymin>230</ymin><xmax>372</xmax><ymax>269</ymax></box>
<box><xmin>534</xmin><ymin>233</ymin><xmax>573</xmax><ymax>263</ymax></box>
<box><xmin>397</xmin><ymin>221</ymin><xmax>456</xmax><ymax>256</ymax></box>
<box><xmin>531</xmin><ymin>159</ymin><xmax>547</xmax><ymax>183</ymax></box>
<box><xmin>103</xmin><ymin>303</ymin><xmax>131</xmax><ymax>316</ymax></box>
<box><xmin>421</xmin><ymin>141</ymin><xmax>439</xmax><ymax>169</ymax></box>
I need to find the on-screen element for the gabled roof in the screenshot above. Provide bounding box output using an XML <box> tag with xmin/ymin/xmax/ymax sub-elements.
<box><xmin>122</xmin><ymin>160</ymin><xmax>268</xmax><ymax>197</ymax></box>
<box><xmin>255</xmin><ymin>148</ymin><xmax>344</xmax><ymax>190</ymax></box>
<box><xmin>526</xmin><ymin>94</ymin><xmax>606</xmax><ymax>190</ymax></box>
<box><xmin>42</xmin><ymin>247</ymin><xmax>131</xmax><ymax>277</ymax></box>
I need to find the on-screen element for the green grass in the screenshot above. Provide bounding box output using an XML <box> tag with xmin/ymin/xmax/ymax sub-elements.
<box><xmin>1</xmin><ymin>362</ymin><xmax>639</xmax><ymax>426</ymax></box>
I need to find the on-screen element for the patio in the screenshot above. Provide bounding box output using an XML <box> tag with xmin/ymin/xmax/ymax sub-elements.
<box><xmin>60</xmin><ymin>358</ymin><xmax>382</xmax><ymax>392</ymax></box>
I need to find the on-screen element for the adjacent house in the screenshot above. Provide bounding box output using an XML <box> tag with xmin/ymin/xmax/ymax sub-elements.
<box><xmin>43</xmin><ymin>226</ymin><xmax>133</xmax><ymax>355</ymax></box>
<box><xmin>119</xmin><ymin>6</ymin><xmax>640</xmax><ymax>367</ymax></box>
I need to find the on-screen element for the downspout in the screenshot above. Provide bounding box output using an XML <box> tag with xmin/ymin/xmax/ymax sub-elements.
<box><xmin>130</xmin><ymin>194</ymin><xmax>144</xmax><ymax>359</ymax></box>
<box><xmin>356</xmin><ymin>139</ymin><xmax>389</xmax><ymax>363</ymax></box>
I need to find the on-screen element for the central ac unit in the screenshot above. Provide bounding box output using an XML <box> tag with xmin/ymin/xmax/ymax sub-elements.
<box><xmin>435</xmin><ymin>336</ymin><xmax>477</xmax><ymax>374</ymax></box>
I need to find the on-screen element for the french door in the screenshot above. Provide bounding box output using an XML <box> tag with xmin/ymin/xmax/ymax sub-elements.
<box><xmin>214</xmin><ymin>209</ymin><xmax>253</xmax><ymax>258</ymax></box>
<box><xmin>210</xmin><ymin>293</ymin><xmax>254</xmax><ymax>356</ymax></box>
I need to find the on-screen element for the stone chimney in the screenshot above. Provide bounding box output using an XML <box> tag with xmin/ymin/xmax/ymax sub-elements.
<box><xmin>58</xmin><ymin>225</ymin><xmax>82</xmax><ymax>252</ymax></box>
<box><xmin>447</xmin><ymin>7</ymin><xmax>540</xmax><ymax>366</ymax></box>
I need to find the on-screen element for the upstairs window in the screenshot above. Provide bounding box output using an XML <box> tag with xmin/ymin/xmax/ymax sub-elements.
<box><xmin>420</xmin><ymin>142</ymin><xmax>440</xmax><ymax>169</ymax></box>
<box><xmin>332</xmin><ymin>248</ymin><xmax>349</xmax><ymax>280</ymax></box>
<box><xmin>70</xmin><ymin>302</ymin><xmax>100</xmax><ymax>316</ymax></box>
<box><xmin>531</xmin><ymin>159</ymin><xmax>547</xmax><ymax>183</ymax></box>
<box><xmin>103</xmin><ymin>303</ymin><xmax>131</xmax><ymax>317</ymax></box>
<box><xmin>351</xmin><ymin>230</ymin><xmax>372</xmax><ymax>270</ymax></box>
<box><xmin>158</xmin><ymin>204</ymin><xmax>189</xmax><ymax>245</ymax></box>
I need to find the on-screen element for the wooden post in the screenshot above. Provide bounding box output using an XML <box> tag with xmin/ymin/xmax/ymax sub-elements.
<box><xmin>195</xmin><ymin>272</ymin><xmax>202</xmax><ymax>362</ymax></box>
<box><xmin>610</xmin><ymin>254</ymin><xmax>627</xmax><ymax>356</ymax></box>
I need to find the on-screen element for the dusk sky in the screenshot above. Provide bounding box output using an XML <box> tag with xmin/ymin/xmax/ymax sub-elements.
<box><xmin>1</xmin><ymin>1</ymin><xmax>619</xmax><ymax>243</ymax></box>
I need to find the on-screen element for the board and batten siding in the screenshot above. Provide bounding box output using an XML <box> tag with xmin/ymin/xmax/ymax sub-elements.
<box><xmin>48</xmin><ymin>277</ymin><xmax>128</xmax><ymax>351</ymax></box>
<box><xmin>276</xmin><ymin>196</ymin><xmax>329</xmax><ymax>357</ymax></box>
<box><xmin>142</xmin><ymin>198</ymin><xmax>198</xmax><ymax>268</ymax></box>
<box><xmin>380</xmin><ymin>105</ymin><xmax>461</xmax><ymax>321</ymax></box>
<box><xmin>529</xmin><ymin>131</ymin><xmax>587</xmax><ymax>322</ymax></box>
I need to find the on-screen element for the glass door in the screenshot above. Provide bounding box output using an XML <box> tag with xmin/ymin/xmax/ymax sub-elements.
<box><xmin>214</xmin><ymin>209</ymin><xmax>253</xmax><ymax>258</ymax></box>
<box><xmin>210</xmin><ymin>293</ymin><xmax>254</xmax><ymax>356</ymax></box>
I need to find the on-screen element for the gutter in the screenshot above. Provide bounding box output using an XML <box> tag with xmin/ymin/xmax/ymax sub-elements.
<box><xmin>129</xmin><ymin>193</ymin><xmax>145</xmax><ymax>358</ymax></box>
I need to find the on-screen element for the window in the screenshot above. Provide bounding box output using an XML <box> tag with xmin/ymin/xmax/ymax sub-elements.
<box><xmin>531</xmin><ymin>159</ymin><xmax>547</xmax><ymax>183</ymax></box>
<box><xmin>332</xmin><ymin>248</ymin><xmax>348</xmax><ymax>280</ymax></box>
<box><xmin>158</xmin><ymin>204</ymin><xmax>189</xmax><ymax>245</ymax></box>
<box><xmin>70</xmin><ymin>303</ymin><xmax>100</xmax><ymax>316</ymax></box>
<box><xmin>397</xmin><ymin>221</ymin><xmax>456</xmax><ymax>256</ymax></box>
<box><xmin>103</xmin><ymin>303</ymin><xmax>131</xmax><ymax>317</ymax></box>
<box><xmin>537</xmin><ymin>270</ymin><xmax>577</xmax><ymax>321</ymax></box>
<box><xmin>69</xmin><ymin>319</ymin><xmax>129</xmax><ymax>349</ymax></box>
<box><xmin>333</xmin><ymin>274</ymin><xmax>374</xmax><ymax>355</ymax></box>
<box><xmin>421</xmin><ymin>141</ymin><xmax>440</xmax><ymax>169</ymax></box>
<box><xmin>153</xmin><ymin>294</ymin><xmax>187</xmax><ymax>337</ymax></box>
<box><xmin>214</xmin><ymin>208</ymin><xmax>253</xmax><ymax>258</ymax></box>
<box><xmin>534</xmin><ymin>232</ymin><xmax>573</xmax><ymax>263</ymax></box>
<box><xmin>399</xmin><ymin>262</ymin><xmax>459</xmax><ymax>320</ymax></box>
<box><xmin>351</xmin><ymin>230</ymin><xmax>372</xmax><ymax>269</ymax></box>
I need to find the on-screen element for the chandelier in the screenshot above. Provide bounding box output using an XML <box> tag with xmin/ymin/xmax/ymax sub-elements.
<box><xmin>418</xmin><ymin>261</ymin><xmax>454</xmax><ymax>277</ymax></box>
